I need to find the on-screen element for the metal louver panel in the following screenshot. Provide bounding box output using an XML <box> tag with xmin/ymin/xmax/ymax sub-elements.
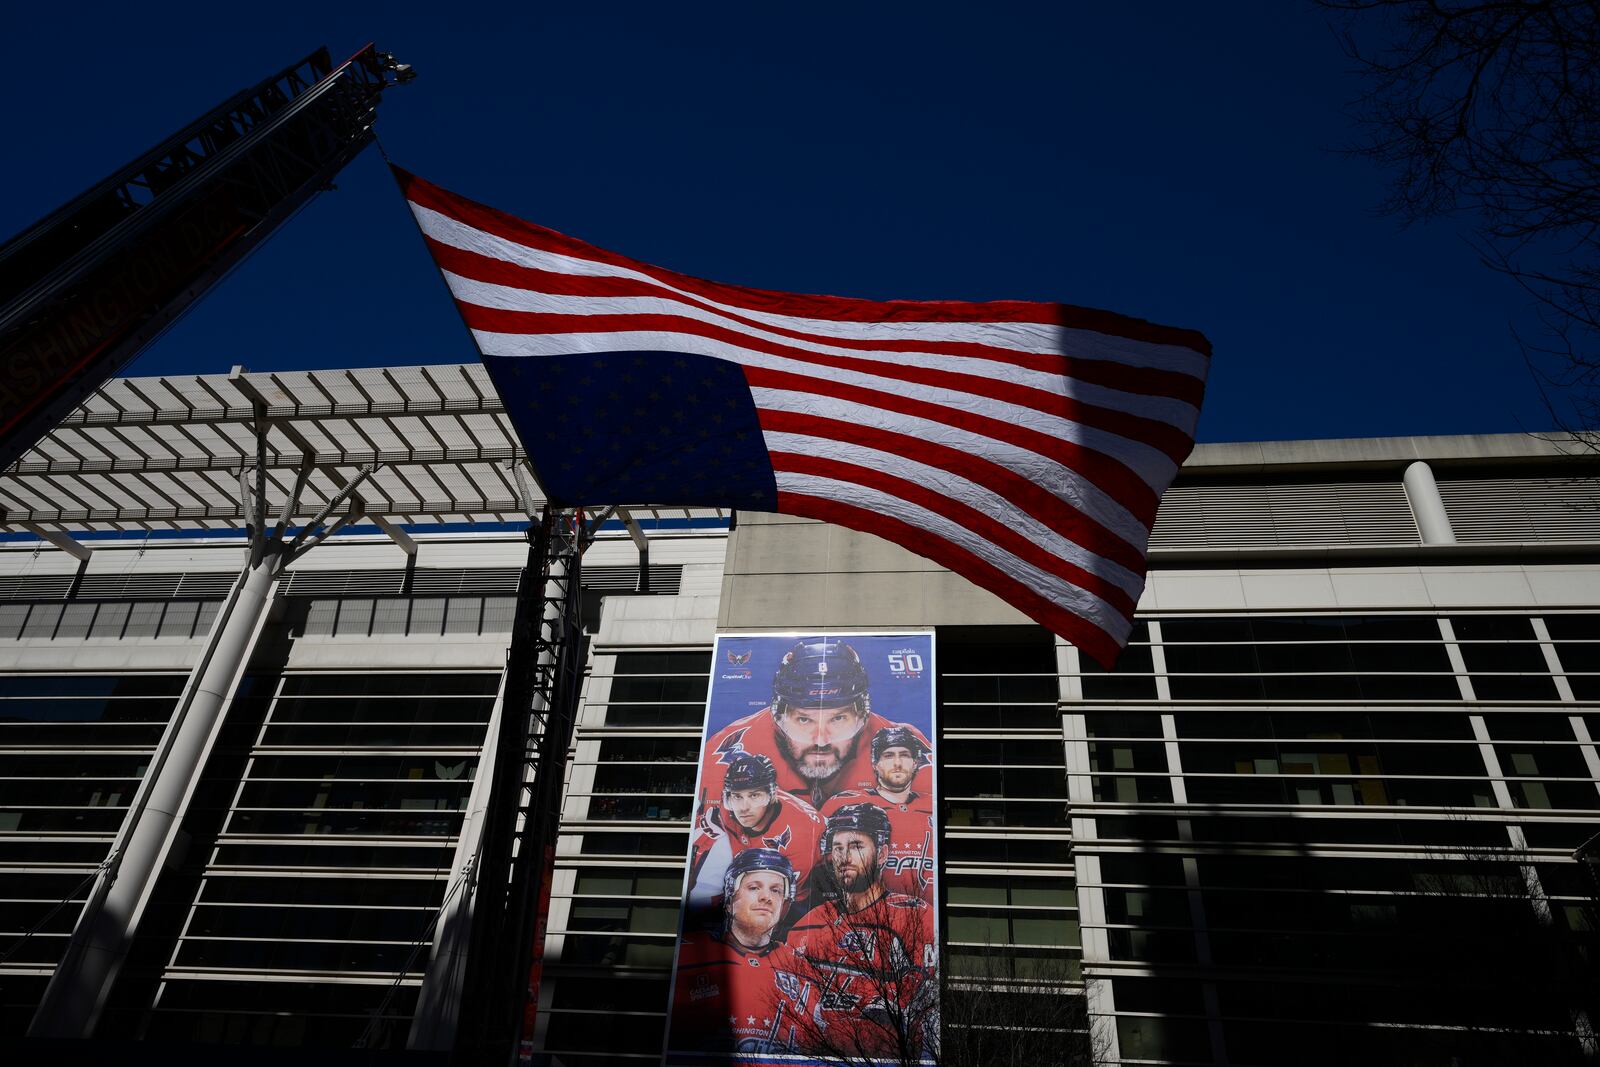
<box><xmin>582</xmin><ymin>564</ymin><xmax>683</xmax><ymax>594</ymax></box>
<box><xmin>278</xmin><ymin>570</ymin><xmax>408</xmax><ymax>598</ymax></box>
<box><xmin>75</xmin><ymin>572</ymin><xmax>236</xmax><ymax>600</ymax></box>
<box><xmin>409</xmin><ymin>568</ymin><xmax>524</xmax><ymax>595</ymax></box>
<box><xmin>1151</xmin><ymin>482</ymin><xmax>1420</xmax><ymax>549</ymax></box>
<box><xmin>1438</xmin><ymin>477</ymin><xmax>1600</xmax><ymax>542</ymax></box>
<box><xmin>277</xmin><ymin>564</ymin><xmax>683</xmax><ymax>597</ymax></box>
<box><xmin>0</xmin><ymin>571</ymin><xmax>234</xmax><ymax>601</ymax></box>
<box><xmin>0</xmin><ymin>575</ymin><xmax>75</xmax><ymax>601</ymax></box>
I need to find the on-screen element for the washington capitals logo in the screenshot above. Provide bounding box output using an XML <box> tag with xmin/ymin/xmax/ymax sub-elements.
<box><xmin>763</xmin><ymin>826</ymin><xmax>792</xmax><ymax>850</ymax></box>
<box><xmin>726</xmin><ymin>649</ymin><xmax>752</xmax><ymax>665</ymax></box>
<box><xmin>713</xmin><ymin>729</ymin><xmax>750</xmax><ymax>766</ymax></box>
<box><xmin>839</xmin><ymin>931</ymin><xmax>876</xmax><ymax>961</ymax></box>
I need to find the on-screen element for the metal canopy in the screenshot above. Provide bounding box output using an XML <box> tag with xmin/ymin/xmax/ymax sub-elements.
<box><xmin>0</xmin><ymin>364</ymin><xmax>728</xmax><ymax>533</ymax></box>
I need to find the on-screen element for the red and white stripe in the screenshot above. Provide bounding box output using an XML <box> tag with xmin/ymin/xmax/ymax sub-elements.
<box><xmin>399</xmin><ymin>170</ymin><xmax>1210</xmax><ymax>665</ymax></box>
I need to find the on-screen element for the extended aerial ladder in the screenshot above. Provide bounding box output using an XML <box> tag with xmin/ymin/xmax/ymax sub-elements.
<box><xmin>4</xmin><ymin>49</ymin><xmax>609</xmax><ymax>1060</ymax></box>
<box><xmin>0</xmin><ymin>44</ymin><xmax>413</xmax><ymax>471</ymax></box>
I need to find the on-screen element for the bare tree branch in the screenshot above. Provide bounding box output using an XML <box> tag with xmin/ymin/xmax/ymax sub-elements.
<box><xmin>1321</xmin><ymin>0</ymin><xmax>1600</xmax><ymax>439</ymax></box>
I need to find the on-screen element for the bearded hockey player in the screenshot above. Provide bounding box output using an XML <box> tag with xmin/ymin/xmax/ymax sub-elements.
<box><xmin>788</xmin><ymin>805</ymin><xmax>936</xmax><ymax>1056</ymax></box>
<box><xmin>670</xmin><ymin>849</ymin><xmax>813</xmax><ymax>1056</ymax></box>
<box><xmin>687</xmin><ymin>752</ymin><xmax>822</xmax><ymax>916</ymax></box>
<box><xmin>703</xmin><ymin>641</ymin><xmax>931</xmax><ymax>808</ymax></box>
<box><xmin>819</xmin><ymin>727</ymin><xmax>935</xmax><ymax>900</ymax></box>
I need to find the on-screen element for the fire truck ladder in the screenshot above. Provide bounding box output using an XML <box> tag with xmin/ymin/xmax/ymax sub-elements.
<box><xmin>0</xmin><ymin>44</ymin><xmax>413</xmax><ymax>470</ymax></box>
<box><xmin>449</xmin><ymin>504</ymin><xmax>600</xmax><ymax>1065</ymax></box>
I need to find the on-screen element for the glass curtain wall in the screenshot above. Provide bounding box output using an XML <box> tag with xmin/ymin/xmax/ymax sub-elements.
<box><xmin>129</xmin><ymin>670</ymin><xmax>502</xmax><ymax>1048</ymax></box>
<box><xmin>0</xmin><ymin>674</ymin><xmax>189</xmax><ymax>1030</ymax></box>
<box><xmin>1068</xmin><ymin>612</ymin><xmax>1600</xmax><ymax>1066</ymax></box>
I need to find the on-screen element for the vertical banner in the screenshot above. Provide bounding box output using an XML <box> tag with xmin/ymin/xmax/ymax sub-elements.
<box><xmin>666</xmin><ymin>632</ymin><xmax>938</xmax><ymax>1067</ymax></box>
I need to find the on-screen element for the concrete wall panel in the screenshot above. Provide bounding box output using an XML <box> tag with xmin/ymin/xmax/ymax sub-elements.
<box><xmin>1420</xmin><ymin>567</ymin><xmax>1538</xmax><ymax>607</ymax></box>
<box><xmin>1239</xmin><ymin>570</ymin><xmax>1341</xmax><ymax>610</ymax></box>
<box><xmin>1329</xmin><ymin>568</ymin><xmax>1432</xmax><ymax>607</ymax></box>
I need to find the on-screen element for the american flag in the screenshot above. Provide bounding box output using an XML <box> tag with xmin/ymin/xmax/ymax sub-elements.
<box><xmin>397</xmin><ymin>168</ymin><xmax>1209</xmax><ymax>666</ymax></box>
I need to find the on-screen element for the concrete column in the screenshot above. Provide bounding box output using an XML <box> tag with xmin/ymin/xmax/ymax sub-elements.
<box><xmin>1403</xmin><ymin>460</ymin><xmax>1457</xmax><ymax>544</ymax></box>
<box><xmin>29</xmin><ymin>548</ymin><xmax>283</xmax><ymax>1037</ymax></box>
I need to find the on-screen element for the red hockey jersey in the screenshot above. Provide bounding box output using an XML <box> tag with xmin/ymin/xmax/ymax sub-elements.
<box><xmin>787</xmin><ymin>893</ymin><xmax>937</xmax><ymax>1057</ymax></box>
<box><xmin>669</xmin><ymin>930</ymin><xmax>811</xmax><ymax>1055</ymax></box>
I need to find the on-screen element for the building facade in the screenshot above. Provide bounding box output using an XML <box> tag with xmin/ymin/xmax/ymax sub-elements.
<box><xmin>0</xmin><ymin>367</ymin><xmax>1596</xmax><ymax>1064</ymax></box>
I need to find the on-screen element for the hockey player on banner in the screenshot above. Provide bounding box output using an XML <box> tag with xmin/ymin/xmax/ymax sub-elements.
<box><xmin>701</xmin><ymin>640</ymin><xmax>931</xmax><ymax>810</ymax></box>
<box><xmin>666</xmin><ymin>632</ymin><xmax>937</xmax><ymax>1067</ymax></box>
<box><xmin>786</xmin><ymin>804</ymin><xmax>938</xmax><ymax>1058</ymax></box>
<box><xmin>687</xmin><ymin>752</ymin><xmax>823</xmax><ymax>924</ymax></box>
<box><xmin>672</xmin><ymin>849</ymin><xmax>812</xmax><ymax>1057</ymax></box>
<box><xmin>819</xmin><ymin>727</ymin><xmax>936</xmax><ymax>901</ymax></box>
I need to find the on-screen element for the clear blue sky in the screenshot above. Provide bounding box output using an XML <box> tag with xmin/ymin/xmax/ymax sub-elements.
<box><xmin>1</xmin><ymin>3</ymin><xmax>1555</xmax><ymax>443</ymax></box>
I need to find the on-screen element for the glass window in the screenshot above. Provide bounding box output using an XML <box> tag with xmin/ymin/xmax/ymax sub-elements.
<box><xmin>279</xmin><ymin>673</ymin><xmax>500</xmax><ymax>697</ymax></box>
<box><xmin>943</xmin><ymin>836</ymin><xmax>1072</xmax><ymax>865</ymax></box>
<box><xmin>565</xmin><ymin>901</ymin><xmax>678</xmax><ymax>934</ymax></box>
<box><xmin>1163</xmin><ymin>643</ymin><xmax>1260</xmax><ymax>674</ymax></box>
<box><xmin>1112</xmin><ymin>976</ymin><xmax>1206</xmax><ymax>1014</ymax></box>
<box><xmin>1160</xmin><ymin>618</ymin><xmax>1253</xmax><ymax>643</ymax></box>
<box><xmin>1086</xmin><ymin>741</ymin><xmax>1166</xmax><ymax>773</ymax></box>
<box><xmin>572</xmin><ymin>870</ymin><xmax>684</xmax><ymax>898</ymax></box>
<box><xmin>577</xmin><ymin>831</ymin><xmax>688</xmax><ymax>857</ymax></box>
<box><xmin>549</xmin><ymin>976</ymin><xmax>669</xmax><ymax>1012</ymax></box>
<box><xmin>1451</xmin><ymin>615</ymin><xmax>1538</xmax><ymax>641</ymax></box>
<box><xmin>596</xmin><ymin>737</ymin><xmax>700</xmax><ymax>763</ymax></box>
<box><xmin>946</xmin><ymin>945</ymin><xmax>1080</xmax><ymax>981</ymax></box>
<box><xmin>211</xmin><ymin>843</ymin><xmax>455</xmax><ymax>869</ymax></box>
<box><xmin>587</xmin><ymin>795</ymin><xmax>692</xmax><ymax>821</ymax></box>
<box><xmin>1108</xmin><ymin>927</ymin><xmax>1195</xmax><ymax>963</ymax></box>
<box><xmin>1167</xmin><ymin>674</ymin><xmax>1266</xmax><ymax>700</ymax></box>
<box><xmin>937</xmin><ymin>627</ymin><xmax>1060</xmax><ymax>726</ymax></box>
<box><xmin>1543</xmin><ymin>614</ymin><xmax>1600</xmax><ymax>641</ymax></box>
<box><xmin>590</xmin><ymin>764</ymin><xmax>695</xmax><ymax>796</ymax></box>
<box><xmin>947</xmin><ymin>912</ymin><xmax>1077</xmax><ymax>947</ymax></box>
<box><xmin>1482</xmin><ymin>712</ymin><xmax>1579</xmax><ymax>741</ymax></box>
<box><xmin>1090</xmin><ymin>774</ymin><xmax>1173</xmax><ymax>803</ymax></box>
<box><xmin>200</xmin><ymin>876</ymin><xmax>443</xmax><ymax>909</ymax></box>
<box><xmin>1080</xmin><ymin>643</ymin><xmax>1158</xmax><ymax>699</ymax></box>
<box><xmin>945</xmin><ymin>798</ymin><xmax>1069</xmax><ymax>829</ymax></box>
<box><xmin>1084</xmin><ymin>712</ymin><xmax>1163</xmax><ymax>738</ymax></box>
<box><xmin>608</xmin><ymin>652</ymin><xmax>713</xmax><ymax>717</ymax></box>
<box><xmin>942</xmin><ymin>765</ymin><xmax>1066</xmax><ymax>798</ymax></box>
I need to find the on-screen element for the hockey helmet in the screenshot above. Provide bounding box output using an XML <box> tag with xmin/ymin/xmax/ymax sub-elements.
<box><xmin>772</xmin><ymin>640</ymin><xmax>870</xmax><ymax>713</ymax></box>
<box><xmin>821</xmin><ymin>803</ymin><xmax>892</xmax><ymax>855</ymax></box>
<box><xmin>723</xmin><ymin>846</ymin><xmax>797</xmax><ymax>903</ymax></box>
<box><xmin>722</xmin><ymin>752</ymin><xmax>778</xmax><ymax>796</ymax></box>
<box><xmin>870</xmin><ymin>725</ymin><xmax>929</xmax><ymax>764</ymax></box>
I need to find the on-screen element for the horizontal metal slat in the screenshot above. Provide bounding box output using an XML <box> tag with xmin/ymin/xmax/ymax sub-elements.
<box><xmin>1151</xmin><ymin>482</ymin><xmax>1419</xmax><ymax>549</ymax></box>
<box><xmin>1439</xmin><ymin>477</ymin><xmax>1600</xmax><ymax>542</ymax></box>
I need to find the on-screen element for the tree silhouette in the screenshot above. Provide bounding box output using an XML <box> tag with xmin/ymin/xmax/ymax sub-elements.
<box><xmin>1322</xmin><ymin>0</ymin><xmax>1600</xmax><ymax>432</ymax></box>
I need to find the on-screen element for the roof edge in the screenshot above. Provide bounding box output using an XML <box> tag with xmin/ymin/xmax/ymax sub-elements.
<box><xmin>1185</xmin><ymin>431</ymin><xmax>1591</xmax><ymax>474</ymax></box>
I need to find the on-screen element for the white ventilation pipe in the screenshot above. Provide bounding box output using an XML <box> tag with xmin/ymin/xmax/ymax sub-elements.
<box><xmin>1403</xmin><ymin>460</ymin><xmax>1457</xmax><ymax>545</ymax></box>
